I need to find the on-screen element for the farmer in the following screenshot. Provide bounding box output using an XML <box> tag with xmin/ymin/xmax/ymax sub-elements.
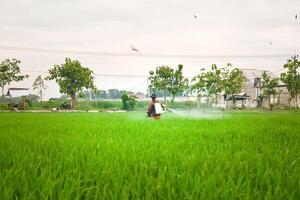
<box><xmin>147</xmin><ymin>93</ymin><xmax>162</xmax><ymax>119</ymax></box>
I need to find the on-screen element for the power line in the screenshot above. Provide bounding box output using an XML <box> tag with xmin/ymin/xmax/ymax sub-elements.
<box><xmin>22</xmin><ymin>69</ymin><xmax>148</xmax><ymax>78</ymax></box>
<box><xmin>0</xmin><ymin>45</ymin><xmax>292</xmax><ymax>58</ymax></box>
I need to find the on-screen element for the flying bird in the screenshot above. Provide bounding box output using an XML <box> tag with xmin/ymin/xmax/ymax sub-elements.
<box><xmin>130</xmin><ymin>44</ymin><xmax>141</xmax><ymax>54</ymax></box>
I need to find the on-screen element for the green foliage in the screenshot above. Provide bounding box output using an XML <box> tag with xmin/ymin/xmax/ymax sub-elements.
<box><xmin>96</xmin><ymin>90</ymin><xmax>108</xmax><ymax>99</ymax></box>
<box><xmin>0</xmin><ymin>112</ymin><xmax>299</xmax><ymax>199</ymax></box>
<box><xmin>192</xmin><ymin>65</ymin><xmax>225</xmax><ymax>106</ymax></box>
<box><xmin>223</xmin><ymin>65</ymin><xmax>244</xmax><ymax>106</ymax></box>
<box><xmin>32</xmin><ymin>75</ymin><xmax>47</xmax><ymax>101</ymax></box>
<box><xmin>192</xmin><ymin>68</ymin><xmax>207</xmax><ymax>96</ymax></box>
<box><xmin>149</xmin><ymin>65</ymin><xmax>174</xmax><ymax>103</ymax></box>
<box><xmin>280</xmin><ymin>55</ymin><xmax>300</xmax><ymax>107</ymax></box>
<box><xmin>121</xmin><ymin>93</ymin><xmax>138</xmax><ymax>110</ymax></box>
<box><xmin>169</xmin><ymin>64</ymin><xmax>189</xmax><ymax>102</ymax></box>
<box><xmin>192</xmin><ymin>64</ymin><xmax>244</xmax><ymax>108</ymax></box>
<box><xmin>261</xmin><ymin>71</ymin><xmax>279</xmax><ymax>108</ymax></box>
<box><xmin>149</xmin><ymin>65</ymin><xmax>188</xmax><ymax>103</ymax></box>
<box><xmin>0</xmin><ymin>103</ymin><xmax>9</xmax><ymax>110</ymax></box>
<box><xmin>0</xmin><ymin>58</ymin><xmax>28</xmax><ymax>99</ymax></box>
<box><xmin>108</xmin><ymin>89</ymin><xmax>121</xmax><ymax>99</ymax></box>
<box><xmin>46</xmin><ymin>58</ymin><xmax>96</xmax><ymax>109</ymax></box>
<box><xmin>121</xmin><ymin>93</ymin><xmax>129</xmax><ymax>110</ymax></box>
<box><xmin>205</xmin><ymin>64</ymin><xmax>225</xmax><ymax>99</ymax></box>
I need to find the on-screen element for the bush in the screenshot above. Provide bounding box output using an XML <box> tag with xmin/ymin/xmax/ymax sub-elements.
<box><xmin>77</xmin><ymin>101</ymin><xmax>123</xmax><ymax>110</ymax></box>
<box><xmin>121</xmin><ymin>93</ymin><xmax>138</xmax><ymax>111</ymax></box>
<box><xmin>0</xmin><ymin>103</ymin><xmax>9</xmax><ymax>110</ymax></box>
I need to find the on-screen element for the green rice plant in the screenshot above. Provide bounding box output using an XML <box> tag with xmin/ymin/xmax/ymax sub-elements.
<box><xmin>0</xmin><ymin>112</ymin><xmax>299</xmax><ymax>199</ymax></box>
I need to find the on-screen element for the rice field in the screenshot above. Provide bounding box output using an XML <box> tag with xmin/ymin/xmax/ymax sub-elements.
<box><xmin>0</xmin><ymin>111</ymin><xmax>299</xmax><ymax>199</ymax></box>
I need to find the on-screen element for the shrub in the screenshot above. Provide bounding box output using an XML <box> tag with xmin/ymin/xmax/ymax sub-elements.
<box><xmin>0</xmin><ymin>103</ymin><xmax>9</xmax><ymax>110</ymax></box>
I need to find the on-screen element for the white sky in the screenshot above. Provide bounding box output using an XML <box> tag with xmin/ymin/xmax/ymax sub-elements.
<box><xmin>0</xmin><ymin>0</ymin><xmax>299</xmax><ymax>98</ymax></box>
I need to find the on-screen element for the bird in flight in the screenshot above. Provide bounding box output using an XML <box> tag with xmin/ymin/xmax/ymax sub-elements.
<box><xmin>130</xmin><ymin>44</ymin><xmax>141</xmax><ymax>54</ymax></box>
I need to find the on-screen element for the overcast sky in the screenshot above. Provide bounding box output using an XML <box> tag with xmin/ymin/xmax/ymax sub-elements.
<box><xmin>0</xmin><ymin>0</ymin><xmax>299</xmax><ymax>98</ymax></box>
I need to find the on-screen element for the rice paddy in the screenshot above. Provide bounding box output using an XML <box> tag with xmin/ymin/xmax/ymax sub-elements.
<box><xmin>0</xmin><ymin>111</ymin><xmax>299</xmax><ymax>199</ymax></box>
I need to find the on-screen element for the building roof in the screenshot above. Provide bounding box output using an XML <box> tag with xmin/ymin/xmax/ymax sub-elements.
<box><xmin>6</xmin><ymin>88</ymin><xmax>30</xmax><ymax>97</ymax></box>
<box><xmin>8</xmin><ymin>88</ymin><xmax>29</xmax><ymax>91</ymax></box>
<box><xmin>233</xmin><ymin>93</ymin><xmax>250</xmax><ymax>100</ymax></box>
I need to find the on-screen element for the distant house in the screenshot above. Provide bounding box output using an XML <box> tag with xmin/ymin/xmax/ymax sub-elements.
<box><xmin>6</xmin><ymin>88</ymin><xmax>29</xmax><ymax>98</ymax></box>
<box><xmin>240</xmin><ymin>69</ymin><xmax>291</xmax><ymax>108</ymax></box>
<box><xmin>136</xmin><ymin>92</ymin><xmax>146</xmax><ymax>100</ymax></box>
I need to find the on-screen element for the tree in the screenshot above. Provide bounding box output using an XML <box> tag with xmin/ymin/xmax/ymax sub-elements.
<box><xmin>32</xmin><ymin>75</ymin><xmax>47</xmax><ymax>101</ymax></box>
<box><xmin>92</xmin><ymin>89</ymin><xmax>107</xmax><ymax>100</ymax></box>
<box><xmin>191</xmin><ymin>68</ymin><xmax>207</xmax><ymax>108</ymax></box>
<box><xmin>0</xmin><ymin>58</ymin><xmax>28</xmax><ymax>100</ymax></box>
<box><xmin>108</xmin><ymin>89</ymin><xmax>120</xmax><ymax>99</ymax></box>
<box><xmin>98</xmin><ymin>90</ymin><xmax>108</xmax><ymax>99</ymax></box>
<box><xmin>121</xmin><ymin>92</ymin><xmax>138</xmax><ymax>110</ymax></box>
<box><xmin>149</xmin><ymin>65</ymin><xmax>174</xmax><ymax>104</ymax></box>
<box><xmin>46</xmin><ymin>58</ymin><xmax>96</xmax><ymax>109</ymax></box>
<box><xmin>222</xmin><ymin>65</ymin><xmax>244</xmax><ymax>108</ymax></box>
<box><xmin>261</xmin><ymin>71</ymin><xmax>279</xmax><ymax>108</ymax></box>
<box><xmin>169</xmin><ymin>64</ymin><xmax>189</xmax><ymax>102</ymax></box>
<box><xmin>205</xmin><ymin>64</ymin><xmax>225</xmax><ymax>106</ymax></box>
<box><xmin>121</xmin><ymin>93</ymin><xmax>129</xmax><ymax>110</ymax></box>
<box><xmin>280</xmin><ymin>55</ymin><xmax>300</xmax><ymax>107</ymax></box>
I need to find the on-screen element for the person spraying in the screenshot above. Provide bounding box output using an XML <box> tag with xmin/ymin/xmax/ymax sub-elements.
<box><xmin>147</xmin><ymin>93</ymin><xmax>163</xmax><ymax>119</ymax></box>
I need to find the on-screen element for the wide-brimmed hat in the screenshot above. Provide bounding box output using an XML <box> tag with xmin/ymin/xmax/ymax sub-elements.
<box><xmin>150</xmin><ymin>93</ymin><xmax>157</xmax><ymax>98</ymax></box>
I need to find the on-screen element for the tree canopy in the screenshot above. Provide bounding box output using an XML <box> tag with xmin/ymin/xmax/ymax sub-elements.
<box><xmin>169</xmin><ymin>64</ymin><xmax>189</xmax><ymax>102</ymax></box>
<box><xmin>148</xmin><ymin>65</ymin><xmax>188</xmax><ymax>103</ymax></box>
<box><xmin>149</xmin><ymin>65</ymin><xmax>174</xmax><ymax>103</ymax></box>
<box><xmin>280</xmin><ymin>55</ymin><xmax>300</xmax><ymax>107</ymax></box>
<box><xmin>46</xmin><ymin>58</ymin><xmax>96</xmax><ymax>109</ymax></box>
<box><xmin>261</xmin><ymin>71</ymin><xmax>279</xmax><ymax>108</ymax></box>
<box><xmin>32</xmin><ymin>75</ymin><xmax>47</xmax><ymax>101</ymax></box>
<box><xmin>0</xmin><ymin>58</ymin><xmax>28</xmax><ymax>100</ymax></box>
<box><xmin>222</xmin><ymin>64</ymin><xmax>244</xmax><ymax>105</ymax></box>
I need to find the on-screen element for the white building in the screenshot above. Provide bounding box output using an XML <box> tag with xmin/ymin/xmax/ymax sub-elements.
<box><xmin>6</xmin><ymin>88</ymin><xmax>29</xmax><ymax>98</ymax></box>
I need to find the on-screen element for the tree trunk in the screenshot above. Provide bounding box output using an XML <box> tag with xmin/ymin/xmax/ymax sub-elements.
<box><xmin>268</xmin><ymin>95</ymin><xmax>271</xmax><ymax>110</ymax></box>
<box><xmin>197</xmin><ymin>95</ymin><xmax>200</xmax><ymax>109</ymax></box>
<box><xmin>163</xmin><ymin>87</ymin><xmax>167</xmax><ymax>104</ymax></box>
<box><xmin>171</xmin><ymin>95</ymin><xmax>175</xmax><ymax>103</ymax></box>
<box><xmin>214</xmin><ymin>94</ymin><xmax>218</xmax><ymax>107</ymax></box>
<box><xmin>1</xmin><ymin>87</ymin><xmax>4</xmax><ymax>101</ymax></box>
<box><xmin>40</xmin><ymin>90</ymin><xmax>43</xmax><ymax>102</ymax></box>
<box><xmin>233</xmin><ymin>98</ymin><xmax>236</xmax><ymax>109</ymax></box>
<box><xmin>71</xmin><ymin>93</ymin><xmax>76</xmax><ymax>110</ymax></box>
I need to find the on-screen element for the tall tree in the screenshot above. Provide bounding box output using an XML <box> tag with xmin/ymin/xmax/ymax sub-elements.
<box><xmin>46</xmin><ymin>58</ymin><xmax>96</xmax><ymax>109</ymax></box>
<box><xmin>148</xmin><ymin>65</ymin><xmax>174</xmax><ymax>104</ymax></box>
<box><xmin>0</xmin><ymin>58</ymin><xmax>28</xmax><ymax>100</ymax></box>
<box><xmin>280</xmin><ymin>55</ymin><xmax>300</xmax><ymax>107</ymax></box>
<box><xmin>222</xmin><ymin>65</ymin><xmax>244</xmax><ymax>108</ymax></box>
<box><xmin>108</xmin><ymin>89</ymin><xmax>120</xmax><ymax>99</ymax></box>
<box><xmin>32</xmin><ymin>75</ymin><xmax>47</xmax><ymax>101</ymax></box>
<box><xmin>191</xmin><ymin>68</ymin><xmax>207</xmax><ymax>108</ymax></box>
<box><xmin>205</xmin><ymin>64</ymin><xmax>225</xmax><ymax>106</ymax></box>
<box><xmin>261</xmin><ymin>71</ymin><xmax>279</xmax><ymax>108</ymax></box>
<box><xmin>169</xmin><ymin>64</ymin><xmax>189</xmax><ymax>102</ymax></box>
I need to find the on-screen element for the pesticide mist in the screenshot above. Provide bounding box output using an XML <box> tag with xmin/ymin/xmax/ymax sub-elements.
<box><xmin>168</xmin><ymin>108</ymin><xmax>225</xmax><ymax>119</ymax></box>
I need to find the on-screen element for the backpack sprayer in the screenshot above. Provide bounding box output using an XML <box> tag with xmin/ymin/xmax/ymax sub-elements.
<box><xmin>155</xmin><ymin>103</ymin><xmax>175</xmax><ymax>114</ymax></box>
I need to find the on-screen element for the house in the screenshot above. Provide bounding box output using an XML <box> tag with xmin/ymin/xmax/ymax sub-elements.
<box><xmin>6</xmin><ymin>88</ymin><xmax>30</xmax><ymax>98</ymax></box>
<box><xmin>240</xmin><ymin>69</ymin><xmax>291</xmax><ymax>108</ymax></box>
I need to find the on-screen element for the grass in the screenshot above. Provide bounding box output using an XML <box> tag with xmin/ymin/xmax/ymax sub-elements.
<box><xmin>0</xmin><ymin>111</ymin><xmax>299</xmax><ymax>199</ymax></box>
